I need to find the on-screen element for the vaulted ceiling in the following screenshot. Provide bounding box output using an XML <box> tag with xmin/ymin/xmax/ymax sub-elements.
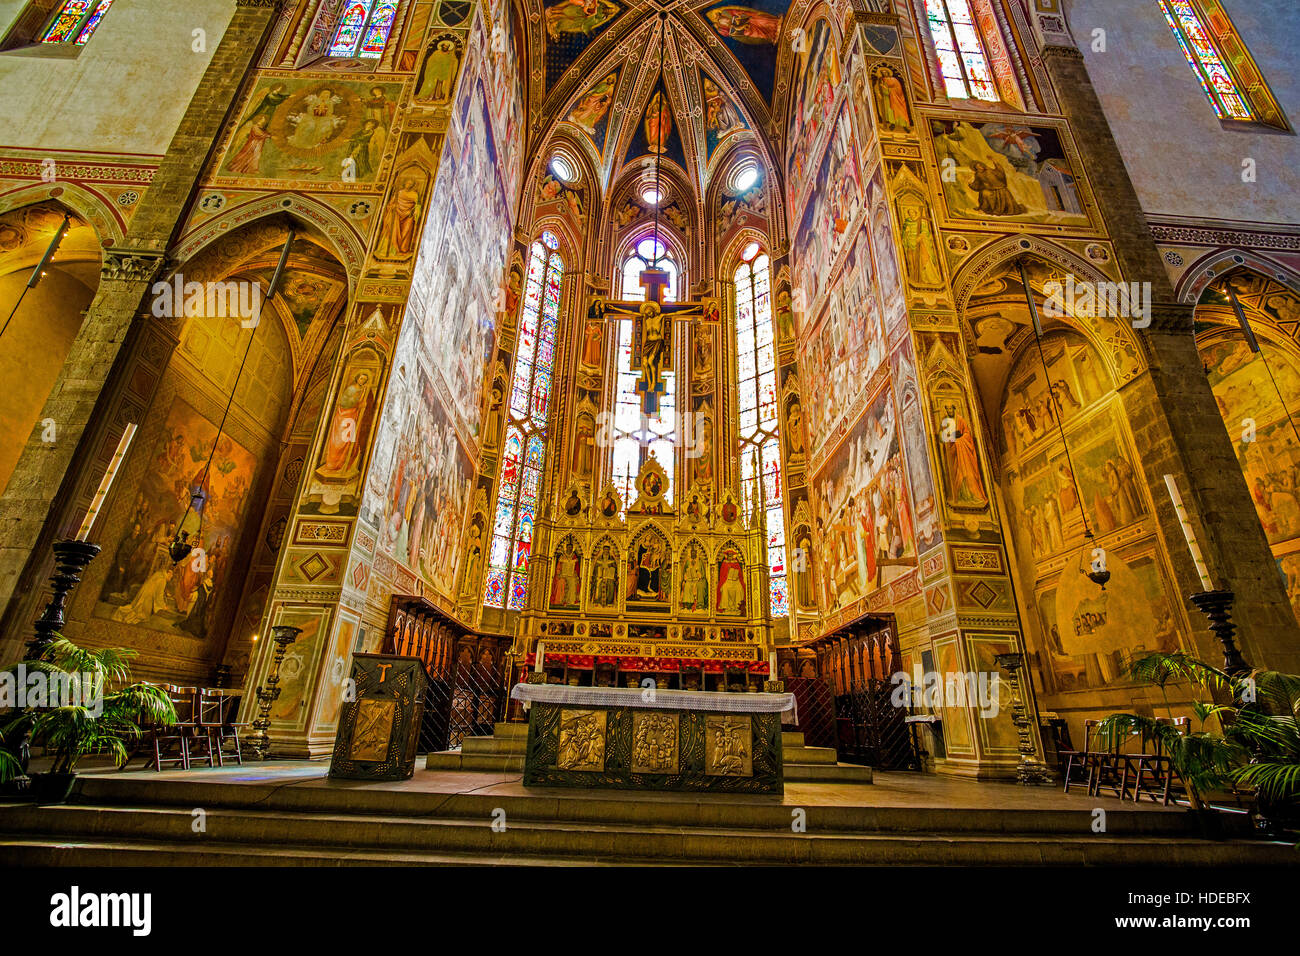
<box><xmin>515</xmin><ymin>0</ymin><xmax>831</xmax><ymax>198</ymax></box>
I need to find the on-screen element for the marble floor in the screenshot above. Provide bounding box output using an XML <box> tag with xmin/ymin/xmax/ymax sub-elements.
<box><xmin>72</xmin><ymin>758</ymin><xmax>1194</xmax><ymax>814</ymax></box>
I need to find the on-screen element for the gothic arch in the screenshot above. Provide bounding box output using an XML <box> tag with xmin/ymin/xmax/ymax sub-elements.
<box><xmin>951</xmin><ymin>234</ymin><xmax>1149</xmax><ymax>388</ymax></box>
<box><xmin>171</xmin><ymin>193</ymin><xmax>366</xmax><ymax>295</ymax></box>
<box><xmin>0</xmin><ymin>183</ymin><xmax>124</xmax><ymax>247</ymax></box>
<box><xmin>1175</xmin><ymin>248</ymin><xmax>1300</xmax><ymax>304</ymax></box>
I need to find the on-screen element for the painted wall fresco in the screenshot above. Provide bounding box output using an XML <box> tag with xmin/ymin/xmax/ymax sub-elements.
<box><xmin>811</xmin><ymin>382</ymin><xmax>917</xmax><ymax>613</ymax></box>
<box><xmin>95</xmin><ymin>397</ymin><xmax>257</xmax><ymax>639</ymax></box>
<box><xmin>366</xmin><ymin>4</ymin><xmax>524</xmax><ymax>602</ymax></box>
<box><xmin>407</xmin><ymin>76</ymin><xmax>513</xmax><ymax>446</ymax></box>
<box><xmin>929</xmin><ymin>120</ymin><xmax>1089</xmax><ymax>227</ymax></box>
<box><xmin>218</xmin><ymin>75</ymin><xmax>405</xmax><ymax>187</ymax></box>
<box><xmin>790</xmin><ymin>101</ymin><xmax>862</xmax><ymax>316</ymax></box>
<box><xmin>786</xmin><ymin>16</ymin><xmax>840</xmax><ymax>206</ymax></box>
<box><xmin>799</xmin><ymin>223</ymin><xmax>885</xmax><ymax>458</ymax></box>
<box><xmin>997</xmin><ymin>332</ymin><xmax>1178</xmax><ymax>694</ymax></box>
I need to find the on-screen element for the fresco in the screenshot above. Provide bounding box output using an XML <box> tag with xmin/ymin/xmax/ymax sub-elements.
<box><xmin>930</xmin><ymin>120</ymin><xmax>1089</xmax><ymax>226</ymax></box>
<box><xmin>811</xmin><ymin>383</ymin><xmax>916</xmax><ymax>612</ymax></box>
<box><xmin>302</xmin><ymin>342</ymin><xmax>385</xmax><ymax>516</ymax></box>
<box><xmin>1036</xmin><ymin>552</ymin><xmax>1181</xmax><ymax>693</ymax></box>
<box><xmin>219</xmin><ymin>75</ymin><xmax>404</xmax><ymax>186</ymax></box>
<box><xmin>377</xmin><ymin>362</ymin><xmax>474</xmax><ymax>594</ymax></box>
<box><xmin>1000</xmin><ymin>332</ymin><xmax>1110</xmax><ymax>460</ymax></box>
<box><xmin>544</xmin><ymin>0</ymin><xmax>621</xmax><ymax>89</ymax></box>
<box><xmin>890</xmin><ymin>339</ymin><xmax>941</xmax><ymax>551</ymax></box>
<box><xmin>791</xmin><ymin>102</ymin><xmax>862</xmax><ymax>314</ymax></box>
<box><xmin>407</xmin><ymin>76</ymin><xmax>513</xmax><ymax>445</ymax></box>
<box><xmin>865</xmin><ymin>165</ymin><xmax>905</xmax><ymax>336</ymax></box>
<box><xmin>702</xmin><ymin>71</ymin><xmax>746</xmax><ymax>161</ymax></box>
<box><xmin>800</xmin><ymin>224</ymin><xmax>885</xmax><ymax>458</ymax></box>
<box><xmin>567</xmin><ymin>69</ymin><xmax>619</xmax><ymax>154</ymax></box>
<box><xmin>703</xmin><ymin>2</ymin><xmax>783</xmax><ymax>103</ymax></box>
<box><xmin>786</xmin><ymin>17</ymin><xmax>840</xmax><ymax>205</ymax></box>
<box><xmin>1201</xmin><ymin>334</ymin><xmax>1300</xmax><ymax>547</ymax></box>
<box><xmin>96</xmin><ymin>398</ymin><xmax>257</xmax><ymax>640</ymax></box>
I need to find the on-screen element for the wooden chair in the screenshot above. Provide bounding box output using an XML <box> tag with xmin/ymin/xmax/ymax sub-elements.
<box><xmin>1126</xmin><ymin>717</ymin><xmax>1190</xmax><ymax>805</ymax></box>
<box><xmin>149</xmin><ymin>685</ymin><xmax>198</xmax><ymax>771</ymax></box>
<box><xmin>191</xmin><ymin>688</ymin><xmax>225</xmax><ymax>768</ymax></box>
<box><xmin>1061</xmin><ymin>719</ymin><xmax>1098</xmax><ymax>794</ymax></box>
<box><xmin>213</xmin><ymin>691</ymin><xmax>247</xmax><ymax>767</ymax></box>
<box><xmin>1088</xmin><ymin>721</ymin><xmax>1135</xmax><ymax>799</ymax></box>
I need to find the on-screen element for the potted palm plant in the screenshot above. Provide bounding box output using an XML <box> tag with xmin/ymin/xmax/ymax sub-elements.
<box><xmin>1098</xmin><ymin>650</ymin><xmax>1300</xmax><ymax>837</ymax></box>
<box><xmin>0</xmin><ymin>637</ymin><xmax>175</xmax><ymax>804</ymax></box>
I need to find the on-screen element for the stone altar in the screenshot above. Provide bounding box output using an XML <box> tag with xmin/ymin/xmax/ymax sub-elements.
<box><xmin>512</xmin><ymin>682</ymin><xmax>794</xmax><ymax>794</ymax></box>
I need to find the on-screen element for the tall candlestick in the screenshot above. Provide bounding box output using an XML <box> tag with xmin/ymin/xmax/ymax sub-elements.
<box><xmin>768</xmin><ymin>651</ymin><xmax>776</xmax><ymax>678</ymax></box>
<box><xmin>534</xmin><ymin>640</ymin><xmax>545</xmax><ymax>673</ymax></box>
<box><xmin>76</xmin><ymin>423</ymin><xmax>137</xmax><ymax>542</ymax></box>
<box><xmin>1164</xmin><ymin>474</ymin><xmax>1214</xmax><ymax>591</ymax></box>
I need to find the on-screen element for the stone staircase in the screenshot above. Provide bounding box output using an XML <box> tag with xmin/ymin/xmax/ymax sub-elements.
<box><xmin>425</xmin><ymin>724</ymin><xmax>873</xmax><ymax>784</ymax></box>
<box><xmin>1</xmin><ymin>769</ymin><xmax>1292</xmax><ymax>866</ymax></box>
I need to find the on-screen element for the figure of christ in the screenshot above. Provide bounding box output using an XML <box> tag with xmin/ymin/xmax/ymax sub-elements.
<box><xmin>592</xmin><ymin>545</ymin><xmax>619</xmax><ymax>606</ymax></box>
<box><xmin>637</xmin><ymin>300</ymin><xmax>667</xmax><ymax>413</ymax></box>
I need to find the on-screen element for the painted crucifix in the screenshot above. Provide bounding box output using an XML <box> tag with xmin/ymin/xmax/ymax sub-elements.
<box><xmin>589</xmin><ymin>264</ymin><xmax>713</xmax><ymax>417</ymax></box>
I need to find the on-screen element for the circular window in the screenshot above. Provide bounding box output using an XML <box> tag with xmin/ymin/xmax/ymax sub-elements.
<box><xmin>637</xmin><ymin>237</ymin><xmax>669</xmax><ymax>260</ymax></box>
<box><xmin>732</xmin><ymin>162</ymin><xmax>759</xmax><ymax>192</ymax></box>
<box><xmin>550</xmin><ymin>155</ymin><xmax>575</xmax><ymax>182</ymax></box>
<box><xmin>640</xmin><ymin>184</ymin><xmax>662</xmax><ymax>206</ymax></box>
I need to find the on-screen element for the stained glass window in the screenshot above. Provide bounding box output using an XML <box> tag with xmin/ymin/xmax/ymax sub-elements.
<box><xmin>735</xmin><ymin>244</ymin><xmax>787</xmax><ymax>617</ymax></box>
<box><xmin>923</xmin><ymin>0</ymin><xmax>998</xmax><ymax>102</ymax></box>
<box><xmin>329</xmin><ymin>0</ymin><xmax>398</xmax><ymax>58</ymax></box>
<box><xmin>612</xmin><ymin>236</ymin><xmax>679</xmax><ymax>510</ymax></box>
<box><xmin>1159</xmin><ymin>0</ymin><xmax>1252</xmax><ymax>120</ymax></box>
<box><xmin>484</xmin><ymin>233</ymin><xmax>563</xmax><ymax>609</ymax></box>
<box><xmin>40</xmin><ymin>0</ymin><xmax>113</xmax><ymax>45</ymax></box>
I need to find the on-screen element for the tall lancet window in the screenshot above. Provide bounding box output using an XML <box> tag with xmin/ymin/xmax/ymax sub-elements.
<box><xmin>1158</xmin><ymin>0</ymin><xmax>1252</xmax><ymax>120</ymax></box>
<box><xmin>612</xmin><ymin>236</ymin><xmax>679</xmax><ymax>509</ymax></box>
<box><xmin>734</xmin><ymin>243</ymin><xmax>787</xmax><ymax>617</ymax></box>
<box><xmin>484</xmin><ymin>232</ymin><xmax>563</xmax><ymax>610</ymax></box>
<box><xmin>923</xmin><ymin>0</ymin><xmax>998</xmax><ymax>101</ymax></box>
<box><xmin>40</xmin><ymin>0</ymin><xmax>115</xmax><ymax>44</ymax></box>
<box><xmin>329</xmin><ymin>1</ymin><xmax>399</xmax><ymax>58</ymax></box>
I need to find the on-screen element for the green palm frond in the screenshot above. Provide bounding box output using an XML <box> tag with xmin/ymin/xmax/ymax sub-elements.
<box><xmin>1231</xmin><ymin>761</ymin><xmax>1300</xmax><ymax>807</ymax></box>
<box><xmin>0</xmin><ymin>746</ymin><xmax>21</xmax><ymax>784</ymax></box>
<box><xmin>1123</xmin><ymin>650</ymin><xmax>1233</xmax><ymax>694</ymax></box>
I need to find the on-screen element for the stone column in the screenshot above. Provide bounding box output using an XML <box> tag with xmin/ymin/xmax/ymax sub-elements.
<box><xmin>0</xmin><ymin>0</ymin><xmax>284</xmax><ymax>646</ymax></box>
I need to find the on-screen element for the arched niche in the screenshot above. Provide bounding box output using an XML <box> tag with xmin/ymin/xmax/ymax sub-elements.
<box><xmin>0</xmin><ymin>200</ymin><xmax>102</xmax><ymax>494</ymax></box>
<box><xmin>68</xmin><ymin>217</ymin><xmax>349</xmax><ymax>684</ymax></box>
<box><xmin>1193</xmin><ymin>268</ymin><xmax>1300</xmax><ymax>624</ymax></box>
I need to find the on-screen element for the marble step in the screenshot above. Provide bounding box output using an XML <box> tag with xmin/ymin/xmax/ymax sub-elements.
<box><xmin>425</xmin><ymin>748</ymin><xmax>863</xmax><ymax>780</ymax></box>
<box><xmin>1</xmin><ymin>804</ymin><xmax>1287</xmax><ymax>866</ymax></box>
<box><xmin>46</xmin><ymin>773</ymin><xmax>1223</xmax><ymax>835</ymax></box>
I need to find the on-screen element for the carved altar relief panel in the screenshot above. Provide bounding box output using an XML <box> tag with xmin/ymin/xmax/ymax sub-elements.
<box><xmin>704</xmin><ymin>715</ymin><xmax>752</xmax><ymax>777</ymax></box>
<box><xmin>556</xmin><ymin>709</ymin><xmax>607</xmax><ymax>771</ymax></box>
<box><xmin>631</xmin><ymin>712</ymin><xmax>680</xmax><ymax>774</ymax></box>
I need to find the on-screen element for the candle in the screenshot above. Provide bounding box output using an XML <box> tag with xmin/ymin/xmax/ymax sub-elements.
<box><xmin>768</xmin><ymin>651</ymin><xmax>776</xmax><ymax>679</ymax></box>
<box><xmin>534</xmin><ymin>640</ymin><xmax>545</xmax><ymax>673</ymax></box>
<box><xmin>1164</xmin><ymin>474</ymin><xmax>1214</xmax><ymax>591</ymax></box>
<box><xmin>76</xmin><ymin>423</ymin><xmax>137</xmax><ymax>541</ymax></box>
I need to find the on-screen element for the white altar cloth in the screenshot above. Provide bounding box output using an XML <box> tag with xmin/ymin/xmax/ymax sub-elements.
<box><xmin>511</xmin><ymin>683</ymin><xmax>795</xmax><ymax>714</ymax></box>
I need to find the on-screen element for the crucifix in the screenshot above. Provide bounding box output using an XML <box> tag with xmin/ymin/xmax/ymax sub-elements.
<box><xmin>590</xmin><ymin>265</ymin><xmax>710</xmax><ymax>418</ymax></box>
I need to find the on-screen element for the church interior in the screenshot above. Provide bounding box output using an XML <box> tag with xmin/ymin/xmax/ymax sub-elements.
<box><xmin>1</xmin><ymin>0</ymin><xmax>1299</xmax><ymax>876</ymax></box>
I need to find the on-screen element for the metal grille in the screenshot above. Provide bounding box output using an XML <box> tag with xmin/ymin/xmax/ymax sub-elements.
<box><xmin>786</xmin><ymin>676</ymin><xmax>837</xmax><ymax>749</ymax></box>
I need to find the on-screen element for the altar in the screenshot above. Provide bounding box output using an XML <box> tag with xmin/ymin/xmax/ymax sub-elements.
<box><xmin>512</xmin><ymin>682</ymin><xmax>794</xmax><ymax>794</ymax></box>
